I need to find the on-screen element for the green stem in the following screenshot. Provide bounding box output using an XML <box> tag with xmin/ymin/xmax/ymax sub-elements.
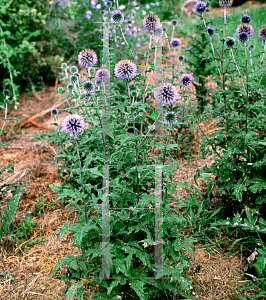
<box><xmin>0</xmin><ymin>25</ymin><xmax>18</xmax><ymax>110</ymax></box>
<box><xmin>127</xmin><ymin>80</ymin><xmax>140</xmax><ymax>204</ymax></box>
<box><xmin>74</xmin><ymin>137</ymin><xmax>88</xmax><ymax>224</ymax></box>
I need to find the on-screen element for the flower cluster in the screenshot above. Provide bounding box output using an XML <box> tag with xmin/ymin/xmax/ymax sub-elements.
<box><xmin>193</xmin><ymin>1</ymin><xmax>207</xmax><ymax>14</ymax></box>
<box><xmin>178</xmin><ymin>74</ymin><xmax>194</xmax><ymax>86</ymax></box>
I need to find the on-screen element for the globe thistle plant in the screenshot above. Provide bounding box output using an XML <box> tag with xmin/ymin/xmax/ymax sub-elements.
<box><xmin>205</xmin><ymin>26</ymin><xmax>214</xmax><ymax>37</ymax></box>
<box><xmin>171</xmin><ymin>19</ymin><xmax>178</xmax><ymax>26</ymax></box>
<box><xmin>143</xmin><ymin>14</ymin><xmax>160</xmax><ymax>31</ymax></box>
<box><xmin>114</xmin><ymin>59</ymin><xmax>137</xmax><ymax>80</ymax></box>
<box><xmin>178</xmin><ymin>55</ymin><xmax>185</xmax><ymax>62</ymax></box>
<box><xmin>236</xmin><ymin>23</ymin><xmax>254</xmax><ymax>42</ymax></box>
<box><xmin>61</xmin><ymin>114</ymin><xmax>86</xmax><ymax>137</ymax></box>
<box><xmin>2</xmin><ymin>89</ymin><xmax>10</xmax><ymax>97</ymax></box>
<box><xmin>51</xmin><ymin>107</ymin><xmax>58</xmax><ymax>116</ymax></box>
<box><xmin>155</xmin><ymin>82</ymin><xmax>178</xmax><ymax>106</ymax></box>
<box><xmin>241</xmin><ymin>14</ymin><xmax>251</xmax><ymax>24</ymax></box>
<box><xmin>163</xmin><ymin>111</ymin><xmax>178</xmax><ymax>126</ymax></box>
<box><xmin>78</xmin><ymin>49</ymin><xmax>98</xmax><ymax>69</ymax></box>
<box><xmin>105</xmin><ymin>1</ymin><xmax>112</xmax><ymax>7</ymax></box>
<box><xmin>69</xmin><ymin>75</ymin><xmax>79</xmax><ymax>84</ymax></box>
<box><xmin>95</xmin><ymin>80</ymin><xmax>103</xmax><ymax>88</ymax></box>
<box><xmin>61</xmin><ymin>63</ymin><xmax>67</xmax><ymax>69</ymax></box>
<box><xmin>95</xmin><ymin>68</ymin><xmax>111</xmax><ymax>82</ymax></box>
<box><xmin>237</xmin><ymin>32</ymin><xmax>249</xmax><ymax>43</ymax></box>
<box><xmin>73</xmin><ymin>72</ymin><xmax>80</xmax><ymax>80</ymax></box>
<box><xmin>83</xmin><ymin>81</ymin><xmax>95</xmax><ymax>94</ymax></box>
<box><xmin>258</xmin><ymin>28</ymin><xmax>266</xmax><ymax>44</ymax></box>
<box><xmin>219</xmin><ymin>0</ymin><xmax>233</xmax><ymax>8</ymax></box>
<box><xmin>70</xmin><ymin>66</ymin><xmax>78</xmax><ymax>74</ymax></box>
<box><xmin>247</xmin><ymin>44</ymin><xmax>255</xmax><ymax>51</ymax></box>
<box><xmin>193</xmin><ymin>1</ymin><xmax>207</xmax><ymax>14</ymax></box>
<box><xmin>81</xmin><ymin>93</ymin><xmax>91</xmax><ymax>102</ymax></box>
<box><xmin>225</xmin><ymin>36</ymin><xmax>235</xmax><ymax>48</ymax></box>
<box><xmin>178</xmin><ymin>74</ymin><xmax>194</xmax><ymax>86</ymax></box>
<box><xmin>67</xmin><ymin>84</ymin><xmax>75</xmax><ymax>91</ymax></box>
<box><xmin>170</xmin><ymin>38</ymin><xmax>181</xmax><ymax>47</ymax></box>
<box><xmin>111</xmin><ymin>10</ymin><xmax>124</xmax><ymax>25</ymax></box>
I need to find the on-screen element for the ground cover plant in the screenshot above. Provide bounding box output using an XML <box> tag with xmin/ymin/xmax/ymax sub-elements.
<box><xmin>1</xmin><ymin>0</ymin><xmax>266</xmax><ymax>299</ymax></box>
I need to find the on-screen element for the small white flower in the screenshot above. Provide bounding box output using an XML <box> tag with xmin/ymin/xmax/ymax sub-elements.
<box><xmin>119</xmin><ymin>4</ymin><xmax>126</xmax><ymax>10</ymax></box>
<box><xmin>145</xmin><ymin>4</ymin><xmax>150</xmax><ymax>9</ymax></box>
<box><xmin>142</xmin><ymin>10</ymin><xmax>146</xmax><ymax>15</ymax></box>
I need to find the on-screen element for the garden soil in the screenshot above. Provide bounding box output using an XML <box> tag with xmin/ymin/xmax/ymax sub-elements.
<box><xmin>0</xmin><ymin>2</ymin><xmax>265</xmax><ymax>299</ymax></box>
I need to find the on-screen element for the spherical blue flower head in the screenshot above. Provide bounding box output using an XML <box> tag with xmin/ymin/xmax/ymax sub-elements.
<box><xmin>247</xmin><ymin>44</ymin><xmax>255</xmax><ymax>51</ymax></box>
<box><xmin>2</xmin><ymin>89</ymin><xmax>10</xmax><ymax>97</ymax></box>
<box><xmin>73</xmin><ymin>72</ymin><xmax>80</xmax><ymax>79</ymax></box>
<box><xmin>67</xmin><ymin>83</ymin><xmax>75</xmax><ymax>91</ymax></box>
<box><xmin>171</xmin><ymin>19</ymin><xmax>178</xmax><ymax>26</ymax></box>
<box><xmin>170</xmin><ymin>38</ymin><xmax>181</xmax><ymax>47</ymax></box>
<box><xmin>105</xmin><ymin>1</ymin><xmax>112</xmax><ymax>8</ymax></box>
<box><xmin>236</xmin><ymin>23</ymin><xmax>254</xmax><ymax>42</ymax></box>
<box><xmin>51</xmin><ymin>107</ymin><xmax>58</xmax><ymax>116</ymax></box>
<box><xmin>111</xmin><ymin>10</ymin><xmax>124</xmax><ymax>25</ymax></box>
<box><xmin>70</xmin><ymin>66</ymin><xmax>78</xmax><ymax>74</ymax></box>
<box><xmin>61</xmin><ymin>114</ymin><xmax>86</xmax><ymax>137</ymax></box>
<box><xmin>83</xmin><ymin>81</ymin><xmax>95</xmax><ymax>94</ymax></box>
<box><xmin>178</xmin><ymin>55</ymin><xmax>185</xmax><ymax>62</ymax></box>
<box><xmin>238</xmin><ymin>32</ymin><xmax>249</xmax><ymax>43</ymax></box>
<box><xmin>193</xmin><ymin>1</ymin><xmax>207</xmax><ymax>14</ymax></box>
<box><xmin>178</xmin><ymin>74</ymin><xmax>194</xmax><ymax>86</ymax></box>
<box><xmin>95</xmin><ymin>68</ymin><xmax>111</xmax><ymax>82</ymax></box>
<box><xmin>69</xmin><ymin>74</ymin><xmax>78</xmax><ymax>84</ymax></box>
<box><xmin>155</xmin><ymin>82</ymin><xmax>178</xmax><ymax>106</ymax></box>
<box><xmin>205</xmin><ymin>26</ymin><xmax>214</xmax><ymax>37</ymax></box>
<box><xmin>78</xmin><ymin>49</ymin><xmax>98</xmax><ymax>69</ymax></box>
<box><xmin>258</xmin><ymin>28</ymin><xmax>266</xmax><ymax>44</ymax></box>
<box><xmin>163</xmin><ymin>111</ymin><xmax>178</xmax><ymax>126</ymax></box>
<box><xmin>114</xmin><ymin>59</ymin><xmax>137</xmax><ymax>80</ymax></box>
<box><xmin>219</xmin><ymin>0</ymin><xmax>233</xmax><ymax>8</ymax></box>
<box><xmin>241</xmin><ymin>14</ymin><xmax>251</xmax><ymax>24</ymax></box>
<box><xmin>225</xmin><ymin>37</ymin><xmax>235</xmax><ymax>48</ymax></box>
<box><xmin>143</xmin><ymin>14</ymin><xmax>160</xmax><ymax>31</ymax></box>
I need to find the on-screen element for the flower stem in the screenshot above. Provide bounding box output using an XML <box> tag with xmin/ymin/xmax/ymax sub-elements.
<box><xmin>0</xmin><ymin>24</ymin><xmax>18</xmax><ymax>110</ymax></box>
<box><xmin>74</xmin><ymin>137</ymin><xmax>89</xmax><ymax>224</ymax></box>
<box><xmin>127</xmin><ymin>80</ymin><xmax>140</xmax><ymax>204</ymax></box>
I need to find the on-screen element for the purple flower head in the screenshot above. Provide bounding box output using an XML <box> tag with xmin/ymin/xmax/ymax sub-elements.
<box><xmin>178</xmin><ymin>74</ymin><xmax>194</xmax><ymax>86</ymax></box>
<box><xmin>241</xmin><ymin>14</ymin><xmax>251</xmax><ymax>24</ymax></box>
<box><xmin>247</xmin><ymin>44</ymin><xmax>255</xmax><ymax>51</ymax></box>
<box><xmin>238</xmin><ymin>32</ymin><xmax>249</xmax><ymax>43</ymax></box>
<box><xmin>236</xmin><ymin>23</ymin><xmax>254</xmax><ymax>42</ymax></box>
<box><xmin>170</xmin><ymin>38</ymin><xmax>181</xmax><ymax>47</ymax></box>
<box><xmin>205</xmin><ymin>26</ymin><xmax>214</xmax><ymax>37</ymax></box>
<box><xmin>118</xmin><ymin>5</ymin><xmax>126</xmax><ymax>10</ymax></box>
<box><xmin>111</xmin><ymin>10</ymin><xmax>125</xmax><ymax>25</ymax></box>
<box><xmin>163</xmin><ymin>111</ymin><xmax>178</xmax><ymax>126</ymax></box>
<box><xmin>219</xmin><ymin>0</ymin><xmax>233</xmax><ymax>8</ymax></box>
<box><xmin>178</xmin><ymin>55</ymin><xmax>185</xmax><ymax>62</ymax></box>
<box><xmin>95</xmin><ymin>68</ymin><xmax>111</xmax><ymax>82</ymax></box>
<box><xmin>78</xmin><ymin>49</ymin><xmax>98</xmax><ymax>69</ymax></box>
<box><xmin>135</xmin><ymin>43</ymin><xmax>140</xmax><ymax>47</ymax></box>
<box><xmin>2</xmin><ymin>89</ymin><xmax>10</xmax><ymax>97</ymax></box>
<box><xmin>61</xmin><ymin>114</ymin><xmax>86</xmax><ymax>137</ymax></box>
<box><xmin>83</xmin><ymin>81</ymin><xmax>95</xmax><ymax>94</ymax></box>
<box><xmin>193</xmin><ymin>1</ymin><xmax>207</xmax><ymax>14</ymax></box>
<box><xmin>155</xmin><ymin>2</ymin><xmax>159</xmax><ymax>5</ymax></box>
<box><xmin>143</xmin><ymin>14</ymin><xmax>160</xmax><ymax>31</ymax></box>
<box><xmin>155</xmin><ymin>82</ymin><xmax>178</xmax><ymax>106</ymax></box>
<box><xmin>258</xmin><ymin>28</ymin><xmax>266</xmax><ymax>44</ymax></box>
<box><xmin>142</xmin><ymin>10</ymin><xmax>146</xmax><ymax>15</ymax></box>
<box><xmin>171</xmin><ymin>19</ymin><xmax>178</xmax><ymax>26</ymax></box>
<box><xmin>96</xmin><ymin>3</ymin><xmax>101</xmax><ymax>9</ymax></box>
<box><xmin>114</xmin><ymin>59</ymin><xmax>137</xmax><ymax>80</ymax></box>
<box><xmin>145</xmin><ymin>4</ymin><xmax>150</xmax><ymax>9</ymax></box>
<box><xmin>51</xmin><ymin>107</ymin><xmax>58</xmax><ymax>116</ymax></box>
<box><xmin>225</xmin><ymin>36</ymin><xmax>235</xmax><ymax>48</ymax></box>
